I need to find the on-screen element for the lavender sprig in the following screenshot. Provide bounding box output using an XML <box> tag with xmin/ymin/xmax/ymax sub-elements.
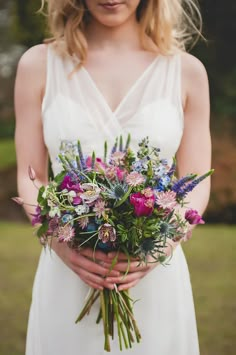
<box><xmin>172</xmin><ymin>174</ymin><xmax>197</xmax><ymax>193</ymax></box>
<box><xmin>177</xmin><ymin>169</ymin><xmax>214</xmax><ymax>199</ymax></box>
<box><xmin>77</xmin><ymin>140</ymin><xmax>86</xmax><ymax>170</ymax></box>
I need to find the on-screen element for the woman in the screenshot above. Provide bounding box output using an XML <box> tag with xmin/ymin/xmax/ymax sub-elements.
<box><xmin>14</xmin><ymin>0</ymin><xmax>211</xmax><ymax>354</ymax></box>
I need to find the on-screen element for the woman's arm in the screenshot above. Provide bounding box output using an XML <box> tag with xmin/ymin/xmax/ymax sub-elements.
<box><xmin>15</xmin><ymin>45</ymin><xmax>48</xmax><ymax>218</ymax></box>
<box><xmin>14</xmin><ymin>45</ymin><xmax>119</xmax><ymax>290</ymax></box>
<box><xmin>105</xmin><ymin>53</ymin><xmax>211</xmax><ymax>290</ymax></box>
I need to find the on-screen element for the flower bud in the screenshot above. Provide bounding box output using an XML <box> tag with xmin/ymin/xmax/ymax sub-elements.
<box><xmin>11</xmin><ymin>197</ymin><xmax>24</xmax><ymax>205</ymax></box>
<box><xmin>28</xmin><ymin>165</ymin><xmax>36</xmax><ymax>181</ymax></box>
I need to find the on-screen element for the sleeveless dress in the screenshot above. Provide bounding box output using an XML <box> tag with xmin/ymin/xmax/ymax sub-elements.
<box><xmin>26</xmin><ymin>46</ymin><xmax>200</xmax><ymax>355</ymax></box>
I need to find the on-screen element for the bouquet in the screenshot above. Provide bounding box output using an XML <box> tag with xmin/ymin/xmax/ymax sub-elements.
<box><xmin>13</xmin><ymin>135</ymin><xmax>213</xmax><ymax>352</ymax></box>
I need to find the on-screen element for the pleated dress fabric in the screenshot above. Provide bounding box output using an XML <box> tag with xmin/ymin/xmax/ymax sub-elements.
<box><xmin>26</xmin><ymin>45</ymin><xmax>200</xmax><ymax>355</ymax></box>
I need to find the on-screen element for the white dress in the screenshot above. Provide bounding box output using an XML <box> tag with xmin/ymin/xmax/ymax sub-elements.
<box><xmin>26</xmin><ymin>46</ymin><xmax>200</xmax><ymax>355</ymax></box>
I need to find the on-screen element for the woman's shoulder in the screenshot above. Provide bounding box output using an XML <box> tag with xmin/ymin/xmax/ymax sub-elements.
<box><xmin>180</xmin><ymin>51</ymin><xmax>208</xmax><ymax>86</ymax></box>
<box><xmin>16</xmin><ymin>44</ymin><xmax>48</xmax><ymax>91</ymax></box>
<box><xmin>179</xmin><ymin>52</ymin><xmax>209</xmax><ymax>106</ymax></box>
<box><xmin>18</xmin><ymin>44</ymin><xmax>47</xmax><ymax>70</ymax></box>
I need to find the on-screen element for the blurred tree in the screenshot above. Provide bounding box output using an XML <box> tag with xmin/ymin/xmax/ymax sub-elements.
<box><xmin>11</xmin><ymin>0</ymin><xmax>46</xmax><ymax>47</ymax></box>
<box><xmin>196</xmin><ymin>0</ymin><xmax>236</xmax><ymax>116</ymax></box>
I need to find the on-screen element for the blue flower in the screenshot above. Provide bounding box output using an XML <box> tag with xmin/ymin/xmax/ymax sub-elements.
<box><xmin>155</xmin><ymin>176</ymin><xmax>171</xmax><ymax>192</ymax></box>
<box><xmin>62</xmin><ymin>214</ymin><xmax>73</xmax><ymax>225</ymax></box>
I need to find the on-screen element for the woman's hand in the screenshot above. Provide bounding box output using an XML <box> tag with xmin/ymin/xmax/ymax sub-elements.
<box><xmin>51</xmin><ymin>240</ymin><xmax>120</xmax><ymax>290</ymax></box>
<box><xmin>103</xmin><ymin>251</ymin><xmax>159</xmax><ymax>291</ymax></box>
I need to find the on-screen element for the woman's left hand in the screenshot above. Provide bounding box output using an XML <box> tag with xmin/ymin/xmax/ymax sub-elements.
<box><xmin>103</xmin><ymin>252</ymin><xmax>159</xmax><ymax>291</ymax></box>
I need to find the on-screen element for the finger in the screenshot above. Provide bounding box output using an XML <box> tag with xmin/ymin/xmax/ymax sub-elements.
<box><xmin>105</xmin><ymin>271</ymin><xmax>145</xmax><ymax>285</ymax></box>
<box><xmin>79</xmin><ymin>248</ymin><xmax>110</xmax><ymax>262</ymax></box>
<box><xmin>83</xmin><ymin>279</ymin><xmax>104</xmax><ymax>291</ymax></box>
<box><xmin>77</xmin><ymin>266</ymin><xmax>107</xmax><ymax>286</ymax></box>
<box><xmin>107</xmin><ymin>251</ymin><xmax>139</xmax><ymax>261</ymax></box>
<box><xmin>71</xmin><ymin>254</ymin><xmax>120</xmax><ymax>277</ymax></box>
<box><xmin>103</xmin><ymin>261</ymin><xmax>150</xmax><ymax>273</ymax></box>
<box><xmin>118</xmin><ymin>281</ymin><xmax>139</xmax><ymax>291</ymax></box>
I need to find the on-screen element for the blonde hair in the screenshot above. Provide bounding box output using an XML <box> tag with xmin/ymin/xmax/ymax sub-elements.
<box><xmin>40</xmin><ymin>0</ymin><xmax>202</xmax><ymax>64</ymax></box>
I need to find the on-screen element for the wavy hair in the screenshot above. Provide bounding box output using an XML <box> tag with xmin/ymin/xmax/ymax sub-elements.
<box><xmin>40</xmin><ymin>0</ymin><xmax>202</xmax><ymax>65</ymax></box>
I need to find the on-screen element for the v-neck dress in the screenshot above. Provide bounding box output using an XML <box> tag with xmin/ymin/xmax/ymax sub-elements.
<box><xmin>26</xmin><ymin>45</ymin><xmax>200</xmax><ymax>355</ymax></box>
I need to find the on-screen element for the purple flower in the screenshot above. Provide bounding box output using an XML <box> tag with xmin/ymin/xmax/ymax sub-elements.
<box><xmin>31</xmin><ymin>206</ymin><xmax>42</xmax><ymax>226</ymax></box>
<box><xmin>130</xmin><ymin>192</ymin><xmax>155</xmax><ymax>217</ymax></box>
<box><xmin>98</xmin><ymin>223</ymin><xmax>116</xmax><ymax>243</ymax></box>
<box><xmin>185</xmin><ymin>209</ymin><xmax>205</xmax><ymax>225</ymax></box>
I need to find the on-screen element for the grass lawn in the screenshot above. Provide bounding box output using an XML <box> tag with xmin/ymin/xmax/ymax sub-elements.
<box><xmin>0</xmin><ymin>139</ymin><xmax>16</xmax><ymax>170</ymax></box>
<box><xmin>0</xmin><ymin>222</ymin><xmax>235</xmax><ymax>355</ymax></box>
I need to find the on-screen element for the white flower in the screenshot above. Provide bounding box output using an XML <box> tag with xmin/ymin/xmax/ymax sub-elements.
<box><xmin>49</xmin><ymin>206</ymin><xmax>61</xmax><ymax>218</ymax></box>
<box><xmin>75</xmin><ymin>204</ymin><xmax>89</xmax><ymax>216</ymax></box>
<box><xmin>80</xmin><ymin>183</ymin><xmax>101</xmax><ymax>203</ymax></box>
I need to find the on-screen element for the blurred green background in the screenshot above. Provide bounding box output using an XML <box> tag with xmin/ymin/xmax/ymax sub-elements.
<box><xmin>0</xmin><ymin>1</ymin><xmax>235</xmax><ymax>354</ymax></box>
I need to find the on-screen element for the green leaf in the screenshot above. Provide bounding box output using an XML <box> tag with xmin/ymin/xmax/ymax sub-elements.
<box><xmin>54</xmin><ymin>171</ymin><xmax>66</xmax><ymax>185</ymax></box>
<box><xmin>36</xmin><ymin>221</ymin><xmax>49</xmax><ymax>238</ymax></box>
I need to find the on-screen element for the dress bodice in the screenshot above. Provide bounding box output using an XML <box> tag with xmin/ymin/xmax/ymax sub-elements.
<box><xmin>42</xmin><ymin>46</ymin><xmax>184</xmax><ymax>175</ymax></box>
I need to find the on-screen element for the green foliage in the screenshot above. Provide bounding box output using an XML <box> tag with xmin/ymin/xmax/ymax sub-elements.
<box><xmin>0</xmin><ymin>139</ymin><xmax>16</xmax><ymax>170</ymax></box>
<box><xmin>10</xmin><ymin>0</ymin><xmax>46</xmax><ymax>46</ymax></box>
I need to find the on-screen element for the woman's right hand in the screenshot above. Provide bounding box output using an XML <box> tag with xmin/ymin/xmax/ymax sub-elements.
<box><xmin>51</xmin><ymin>239</ymin><xmax>120</xmax><ymax>290</ymax></box>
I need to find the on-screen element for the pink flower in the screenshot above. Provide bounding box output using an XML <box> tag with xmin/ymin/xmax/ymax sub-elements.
<box><xmin>116</xmin><ymin>167</ymin><xmax>126</xmax><ymax>181</ymax></box>
<box><xmin>105</xmin><ymin>166</ymin><xmax>126</xmax><ymax>181</ymax></box>
<box><xmin>93</xmin><ymin>200</ymin><xmax>106</xmax><ymax>218</ymax></box>
<box><xmin>86</xmin><ymin>156</ymin><xmax>106</xmax><ymax>172</ymax></box>
<box><xmin>185</xmin><ymin>209</ymin><xmax>205</xmax><ymax>225</ymax></box>
<box><xmin>78</xmin><ymin>216</ymin><xmax>89</xmax><ymax>229</ymax></box>
<box><xmin>110</xmin><ymin>151</ymin><xmax>126</xmax><ymax>165</ymax></box>
<box><xmin>130</xmin><ymin>192</ymin><xmax>155</xmax><ymax>217</ymax></box>
<box><xmin>141</xmin><ymin>187</ymin><xmax>154</xmax><ymax>198</ymax></box>
<box><xmin>57</xmin><ymin>225</ymin><xmax>75</xmax><ymax>242</ymax></box>
<box><xmin>155</xmin><ymin>191</ymin><xmax>177</xmax><ymax>210</ymax></box>
<box><xmin>126</xmin><ymin>172</ymin><xmax>145</xmax><ymax>187</ymax></box>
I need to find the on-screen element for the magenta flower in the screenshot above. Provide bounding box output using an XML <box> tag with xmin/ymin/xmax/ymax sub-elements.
<box><xmin>126</xmin><ymin>172</ymin><xmax>145</xmax><ymax>187</ymax></box>
<box><xmin>60</xmin><ymin>175</ymin><xmax>82</xmax><ymax>193</ymax></box>
<box><xmin>73</xmin><ymin>196</ymin><xmax>82</xmax><ymax>205</ymax></box>
<box><xmin>130</xmin><ymin>192</ymin><xmax>155</xmax><ymax>217</ymax></box>
<box><xmin>116</xmin><ymin>167</ymin><xmax>126</xmax><ymax>181</ymax></box>
<box><xmin>185</xmin><ymin>209</ymin><xmax>205</xmax><ymax>225</ymax></box>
